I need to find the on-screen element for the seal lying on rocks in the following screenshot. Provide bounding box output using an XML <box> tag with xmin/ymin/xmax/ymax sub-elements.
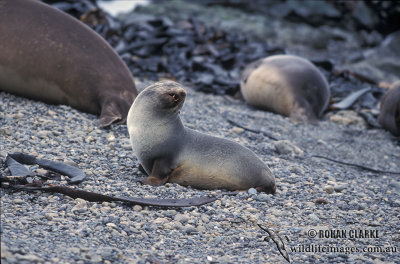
<box><xmin>240</xmin><ymin>55</ymin><xmax>330</xmax><ymax>123</ymax></box>
<box><xmin>127</xmin><ymin>81</ymin><xmax>276</xmax><ymax>194</ymax></box>
<box><xmin>0</xmin><ymin>0</ymin><xmax>138</xmax><ymax>127</ymax></box>
<box><xmin>378</xmin><ymin>81</ymin><xmax>400</xmax><ymax>136</ymax></box>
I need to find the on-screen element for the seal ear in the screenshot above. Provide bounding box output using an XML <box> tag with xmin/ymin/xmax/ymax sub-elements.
<box><xmin>99</xmin><ymin>97</ymin><xmax>132</xmax><ymax>127</ymax></box>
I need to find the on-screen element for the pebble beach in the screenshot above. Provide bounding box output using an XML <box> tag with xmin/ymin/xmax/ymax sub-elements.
<box><xmin>1</xmin><ymin>80</ymin><xmax>400</xmax><ymax>263</ymax></box>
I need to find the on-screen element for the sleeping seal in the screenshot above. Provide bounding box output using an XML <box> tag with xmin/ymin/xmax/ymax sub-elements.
<box><xmin>0</xmin><ymin>0</ymin><xmax>138</xmax><ymax>127</ymax></box>
<box><xmin>240</xmin><ymin>55</ymin><xmax>330</xmax><ymax>123</ymax></box>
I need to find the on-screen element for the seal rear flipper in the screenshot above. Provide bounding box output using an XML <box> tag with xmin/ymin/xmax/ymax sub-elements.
<box><xmin>99</xmin><ymin>97</ymin><xmax>131</xmax><ymax>127</ymax></box>
<box><xmin>141</xmin><ymin>176</ymin><xmax>169</xmax><ymax>186</ymax></box>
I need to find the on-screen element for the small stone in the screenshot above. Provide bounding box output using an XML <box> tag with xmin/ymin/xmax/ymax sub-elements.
<box><xmin>85</xmin><ymin>136</ymin><xmax>95</xmax><ymax>143</ymax></box>
<box><xmin>107</xmin><ymin>133</ymin><xmax>116</xmax><ymax>143</ymax></box>
<box><xmin>389</xmin><ymin>181</ymin><xmax>400</xmax><ymax>191</ymax></box>
<box><xmin>122</xmin><ymin>144</ymin><xmax>132</xmax><ymax>150</ymax></box>
<box><xmin>201</xmin><ymin>214</ymin><xmax>210</xmax><ymax>223</ymax></box>
<box><xmin>45</xmin><ymin>212</ymin><xmax>58</xmax><ymax>220</ymax></box>
<box><xmin>323</xmin><ymin>185</ymin><xmax>334</xmax><ymax>194</ymax></box>
<box><xmin>248</xmin><ymin>188</ymin><xmax>257</xmax><ymax>195</ymax></box>
<box><xmin>0</xmin><ymin>127</ymin><xmax>12</xmax><ymax>136</ymax></box>
<box><xmin>329</xmin><ymin>111</ymin><xmax>365</xmax><ymax>126</ymax></box>
<box><xmin>184</xmin><ymin>225</ymin><xmax>198</xmax><ymax>234</ymax></box>
<box><xmin>289</xmin><ymin>166</ymin><xmax>303</xmax><ymax>175</ymax></box>
<box><xmin>246</xmin><ymin>207</ymin><xmax>258</xmax><ymax>213</ymax></box>
<box><xmin>174</xmin><ymin>214</ymin><xmax>189</xmax><ymax>224</ymax></box>
<box><xmin>35</xmin><ymin>168</ymin><xmax>48</xmax><ymax>175</ymax></box>
<box><xmin>133</xmin><ymin>205</ymin><xmax>142</xmax><ymax>211</ymax></box>
<box><xmin>90</xmin><ymin>255</ymin><xmax>103</xmax><ymax>263</ymax></box>
<box><xmin>172</xmin><ymin>222</ymin><xmax>184</xmax><ymax>230</ymax></box>
<box><xmin>153</xmin><ymin>217</ymin><xmax>168</xmax><ymax>225</ymax></box>
<box><xmin>37</xmin><ymin>130</ymin><xmax>50</xmax><ymax>139</ymax></box>
<box><xmin>317</xmin><ymin>139</ymin><xmax>328</xmax><ymax>146</ymax></box>
<box><xmin>72</xmin><ymin>198</ymin><xmax>88</xmax><ymax>214</ymax></box>
<box><xmin>163</xmin><ymin>210</ymin><xmax>177</xmax><ymax>218</ymax></box>
<box><xmin>64</xmin><ymin>159</ymin><xmax>77</xmax><ymax>167</ymax></box>
<box><xmin>309</xmin><ymin>213</ymin><xmax>320</xmax><ymax>222</ymax></box>
<box><xmin>256</xmin><ymin>193</ymin><xmax>270</xmax><ymax>202</ymax></box>
<box><xmin>334</xmin><ymin>184</ymin><xmax>347</xmax><ymax>192</ymax></box>
<box><xmin>1</xmin><ymin>243</ymin><xmax>11</xmax><ymax>259</ymax></box>
<box><xmin>14</xmin><ymin>199</ymin><xmax>24</xmax><ymax>204</ymax></box>
<box><xmin>274</xmin><ymin>140</ymin><xmax>303</xmax><ymax>156</ymax></box>
<box><xmin>75</xmin><ymin>198</ymin><xmax>87</xmax><ymax>205</ymax></box>
<box><xmin>14</xmin><ymin>112</ymin><xmax>24</xmax><ymax>119</ymax></box>
<box><xmin>213</xmin><ymin>236</ymin><xmax>223</xmax><ymax>246</ymax></box>
<box><xmin>315</xmin><ymin>198</ymin><xmax>328</xmax><ymax>205</ymax></box>
<box><xmin>48</xmin><ymin>110</ymin><xmax>57</xmax><ymax>116</ymax></box>
<box><xmin>106</xmin><ymin>223</ymin><xmax>117</xmax><ymax>229</ymax></box>
<box><xmin>101</xmin><ymin>206</ymin><xmax>111</xmax><ymax>213</ymax></box>
<box><xmin>16</xmin><ymin>254</ymin><xmax>41</xmax><ymax>262</ymax></box>
<box><xmin>231</xmin><ymin>127</ymin><xmax>244</xmax><ymax>134</ymax></box>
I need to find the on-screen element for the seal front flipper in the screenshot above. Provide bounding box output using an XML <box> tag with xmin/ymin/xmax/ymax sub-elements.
<box><xmin>141</xmin><ymin>159</ymin><xmax>172</xmax><ymax>186</ymax></box>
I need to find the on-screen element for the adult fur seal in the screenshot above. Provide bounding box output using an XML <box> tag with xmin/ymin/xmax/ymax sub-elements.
<box><xmin>240</xmin><ymin>55</ymin><xmax>330</xmax><ymax>123</ymax></box>
<box><xmin>0</xmin><ymin>0</ymin><xmax>138</xmax><ymax>127</ymax></box>
<box><xmin>127</xmin><ymin>81</ymin><xmax>276</xmax><ymax>193</ymax></box>
<box><xmin>378</xmin><ymin>81</ymin><xmax>400</xmax><ymax>136</ymax></box>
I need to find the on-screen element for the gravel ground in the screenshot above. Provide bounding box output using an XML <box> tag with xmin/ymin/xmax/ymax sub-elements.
<box><xmin>1</xmin><ymin>79</ymin><xmax>400</xmax><ymax>263</ymax></box>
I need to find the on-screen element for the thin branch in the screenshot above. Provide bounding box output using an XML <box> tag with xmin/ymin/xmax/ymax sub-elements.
<box><xmin>311</xmin><ymin>155</ymin><xmax>400</xmax><ymax>175</ymax></box>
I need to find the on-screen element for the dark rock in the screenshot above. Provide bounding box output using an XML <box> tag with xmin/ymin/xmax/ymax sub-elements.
<box><xmin>352</xmin><ymin>1</ymin><xmax>378</xmax><ymax>29</ymax></box>
<box><xmin>344</xmin><ymin>31</ymin><xmax>400</xmax><ymax>83</ymax></box>
<box><xmin>315</xmin><ymin>198</ymin><xmax>328</xmax><ymax>205</ymax></box>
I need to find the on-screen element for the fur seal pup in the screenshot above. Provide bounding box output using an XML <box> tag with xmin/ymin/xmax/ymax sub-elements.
<box><xmin>0</xmin><ymin>0</ymin><xmax>138</xmax><ymax>127</ymax></box>
<box><xmin>127</xmin><ymin>81</ymin><xmax>276</xmax><ymax>194</ymax></box>
<box><xmin>378</xmin><ymin>81</ymin><xmax>400</xmax><ymax>136</ymax></box>
<box><xmin>240</xmin><ymin>55</ymin><xmax>330</xmax><ymax>123</ymax></box>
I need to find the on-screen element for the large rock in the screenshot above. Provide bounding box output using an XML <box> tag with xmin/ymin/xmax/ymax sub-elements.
<box><xmin>343</xmin><ymin>31</ymin><xmax>400</xmax><ymax>83</ymax></box>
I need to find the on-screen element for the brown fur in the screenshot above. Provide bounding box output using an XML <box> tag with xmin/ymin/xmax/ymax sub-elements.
<box><xmin>240</xmin><ymin>55</ymin><xmax>330</xmax><ymax>123</ymax></box>
<box><xmin>0</xmin><ymin>0</ymin><xmax>138</xmax><ymax>127</ymax></box>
